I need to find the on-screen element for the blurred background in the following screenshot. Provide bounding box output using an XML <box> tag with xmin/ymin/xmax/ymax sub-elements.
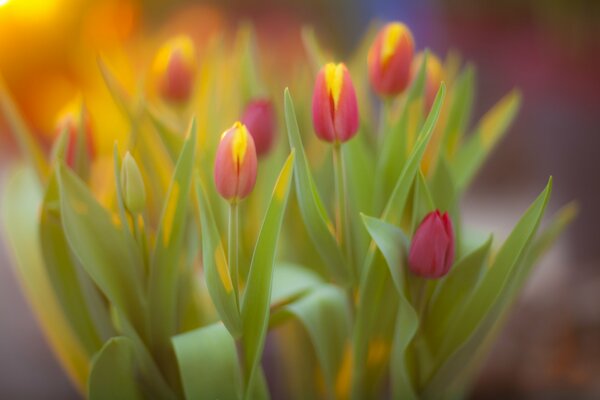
<box><xmin>0</xmin><ymin>0</ymin><xmax>599</xmax><ymax>398</ymax></box>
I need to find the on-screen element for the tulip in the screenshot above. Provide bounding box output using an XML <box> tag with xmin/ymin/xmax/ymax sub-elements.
<box><xmin>120</xmin><ymin>152</ymin><xmax>146</xmax><ymax>214</ymax></box>
<box><xmin>410</xmin><ymin>52</ymin><xmax>443</xmax><ymax>112</ymax></box>
<box><xmin>408</xmin><ymin>210</ymin><xmax>455</xmax><ymax>279</ymax></box>
<box><xmin>55</xmin><ymin>108</ymin><xmax>95</xmax><ymax>170</ymax></box>
<box><xmin>214</xmin><ymin>121</ymin><xmax>257</xmax><ymax>202</ymax></box>
<box><xmin>241</xmin><ymin>99</ymin><xmax>276</xmax><ymax>157</ymax></box>
<box><xmin>368</xmin><ymin>22</ymin><xmax>414</xmax><ymax>96</ymax></box>
<box><xmin>153</xmin><ymin>35</ymin><xmax>197</xmax><ymax>104</ymax></box>
<box><xmin>312</xmin><ymin>62</ymin><xmax>359</xmax><ymax>144</ymax></box>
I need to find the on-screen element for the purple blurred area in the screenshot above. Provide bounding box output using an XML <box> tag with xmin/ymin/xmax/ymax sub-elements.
<box><xmin>1</xmin><ymin>0</ymin><xmax>599</xmax><ymax>398</ymax></box>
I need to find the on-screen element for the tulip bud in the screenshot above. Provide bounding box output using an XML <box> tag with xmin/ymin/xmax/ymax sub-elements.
<box><xmin>153</xmin><ymin>35</ymin><xmax>197</xmax><ymax>104</ymax></box>
<box><xmin>214</xmin><ymin>122</ymin><xmax>257</xmax><ymax>202</ymax></box>
<box><xmin>120</xmin><ymin>152</ymin><xmax>146</xmax><ymax>214</ymax></box>
<box><xmin>55</xmin><ymin>108</ymin><xmax>95</xmax><ymax>170</ymax></box>
<box><xmin>408</xmin><ymin>210</ymin><xmax>455</xmax><ymax>279</ymax></box>
<box><xmin>368</xmin><ymin>22</ymin><xmax>414</xmax><ymax>96</ymax></box>
<box><xmin>312</xmin><ymin>62</ymin><xmax>359</xmax><ymax>144</ymax></box>
<box><xmin>241</xmin><ymin>99</ymin><xmax>275</xmax><ymax>157</ymax></box>
<box><xmin>410</xmin><ymin>52</ymin><xmax>443</xmax><ymax>112</ymax></box>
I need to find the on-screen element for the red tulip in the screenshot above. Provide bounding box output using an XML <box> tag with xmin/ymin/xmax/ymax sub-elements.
<box><xmin>408</xmin><ymin>210</ymin><xmax>455</xmax><ymax>279</ymax></box>
<box><xmin>368</xmin><ymin>22</ymin><xmax>415</xmax><ymax>96</ymax></box>
<box><xmin>153</xmin><ymin>35</ymin><xmax>197</xmax><ymax>104</ymax></box>
<box><xmin>214</xmin><ymin>122</ymin><xmax>258</xmax><ymax>202</ymax></box>
<box><xmin>312</xmin><ymin>62</ymin><xmax>359</xmax><ymax>144</ymax></box>
<box><xmin>55</xmin><ymin>109</ymin><xmax>95</xmax><ymax>169</ymax></box>
<box><xmin>241</xmin><ymin>99</ymin><xmax>275</xmax><ymax>157</ymax></box>
<box><xmin>410</xmin><ymin>52</ymin><xmax>443</xmax><ymax>112</ymax></box>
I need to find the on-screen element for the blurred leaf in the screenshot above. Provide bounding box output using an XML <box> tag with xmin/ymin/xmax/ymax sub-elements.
<box><xmin>270</xmin><ymin>263</ymin><xmax>324</xmax><ymax>309</ymax></box>
<box><xmin>148</xmin><ymin>120</ymin><xmax>196</xmax><ymax>350</ymax></box>
<box><xmin>40</xmin><ymin>173</ymin><xmax>104</xmax><ymax>355</ymax></box>
<box><xmin>425</xmin><ymin>179</ymin><xmax>552</xmax><ymax>397</ymax></box>
<box><xmin>284</xmin><ymin>88</ymin><xmax>350</xmax><ymax>285</ymax></box>
<box><xmin>97</xmin><ymin>57</ymin><xmax>137</xmax><ymax>121</ymax></box>
<box><xmin>143</xmin><ymin>103</ymin><xmax>184</xmax><ymax>161</ymax></box>
<box><xmin>2</xmin><ymin>166</ymin><xmax>89</xmax><ymax>391</ymax></box>
<box><xmin>411</xmin><ymin>171</ymin><xmax>435</xmax><ymax>234</ymax></box>
<box><xmin>426</xmin><ymin>235</ymin><xmax>492</xmax><ymax>353</ymax></box>
<box><xmin>241</xmin><ymin>152</ymin><xmax>295</xmax><ymax>394</ymax></box>
<box><xmin>361</xmin><ymin>215</ymin><xmax>418</xmax><ymax>399</ymax></box>
<box><xmin>352</xmin><ymin>83</ymin><xmax>445</xmax><ymax>398</ymax></box>
<box><xmin>453</xmin><ymin>90</ymin><xmax>521</xmax><ymax>191</ymax></box>
<box><xmin>196</xmin><ymin>178</ymin><xmax>242</xmax><ymax>337</ymax></box>
<box><xmin>58</xmin><ymin>164</ymin><xmax>147</xmax><ymax>337</ymax></box>
<box><xmin>237</xmin><ymin>23</ymin><xmax>263</xmax><ymax>102</ymax></box>
<box><xmin>88</xmin><ymin>337</ymin><xmax>144</xmax><ymax>400</ymax></box>
<box><xmin>301</xmin><ymin>27</ymin><xmax>329</xmax><ymax>76</ymax></box>
<box><xmin>278</xmin><ymin>285</ymin><xmax>351</xmax><ymax>398</ymax></box>
<box><xmin>0</xmin><ymin>77</ymin><xmax>48</xmax><ymax>181</ymax></box>
<box><xmin>442</xmin><ymin>65</ymin><xmax>475</xmax><ymax>158</ymax></box>
<box><xmin>173</xmin><ymin>323</ymin><xmax>243</xmax><ymax>400</ymax></box>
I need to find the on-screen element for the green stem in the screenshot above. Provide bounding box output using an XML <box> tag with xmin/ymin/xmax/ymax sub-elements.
<box><xmin>333</xmin><ymin>143</ymin><xmax>355</xmax><ymax>281</ymax></box>
<box><xmin>229</xmin><ymin>201</ymin><xmax>240</xmax><ymax>308</ymax></box>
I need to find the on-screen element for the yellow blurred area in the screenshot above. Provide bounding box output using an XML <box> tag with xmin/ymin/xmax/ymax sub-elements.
<box><xmin>0</xmin><ymin>0</ymin><xmax>143</xmax><ymax>153</ymax></box>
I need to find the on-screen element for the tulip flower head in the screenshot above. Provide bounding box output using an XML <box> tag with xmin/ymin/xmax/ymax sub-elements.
<box><xmin>312</xmin><ymin>62</ymin><xmax>359</xmax><ymax>144</ymax></box>
<box><xmin>121</xmin><ymin>152</ymin><xmax>146</xmax><ymax>214</ymax></box>
<box><xmin>153</xmin><ymin>35</ymin><xmax>197</xmax><ymax>104</ymax></box>
<box><xmin>410</xmin><ymin>52</ymin><xmax>443</xmax><ymax>111</ymax></box>
<box><xmin>241</xmin><ymin>99</ymin><xmax>276</xmax><ymax>157</ymax></box>
<box><xmin>55</xmin><ymin>107</ymin><xmax>95</xmax><ymax>169</ymax></box>
<box><xmin>214</xmin><ymin>122</ymin><xmax>258</xmax><ymax>202</ymax></box>
<box><xmin>408</xmin><ymin>210</ymin><xmax>455</xmax><ymax>279</ymax></box>
<box><xmin>368</xmin><ymin>22</ymin><xmax>415</xmax><ymax>96</ymax></box>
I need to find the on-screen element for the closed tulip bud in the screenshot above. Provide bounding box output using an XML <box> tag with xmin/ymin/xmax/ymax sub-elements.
<box><xmin>368</xmin><ymin>22</ymin><xmax>414</xmax><ymax>96</ymax></box>
<box><xmin>153</xmin><ymin>35</ymin><xmax>197</xmax><ymax>104</ymax></box>
<box><xmin>241</xmin><ymin>99</ymin><xmax>275</xmax><ymax>157</ymax></box>
<box><xmin>410</xmin><ymin>52</ymin><xmax>443</xmax><ymax>112</ymax></box>
<box><xmin>55</xmin><ymin>108</ymin><xmax>95</xmax><ymax>169</ymax></box>
<box><xmin>408</xmin><ymin>210</ymin><xmax>455</xmax><ymax>279</ymax></box>
<box><xmin>312</xmin><ymin>62</ymin><xmax>359</xmax><ymax>144</ymax></box>
<box><xmin>214</xmin><ymin>122</ymin><xmax>257</xmax><ymax>202</ymax></box>
<box><xmin>121</xmin><ymin>152</ymin><xmax>146</xmax><ymax>214</ymax></box>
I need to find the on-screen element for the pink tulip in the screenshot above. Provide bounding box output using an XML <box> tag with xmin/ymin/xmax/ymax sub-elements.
<box><xmin>241</xmin><ymin>99</ymin><xmax>276</xmax><ymax>157</ymax></box>
<box><xmin>312</xmin><ymin>62</ymin><xmax>359</xmax><ymax>144</ymax></box>
<box><xmin>55</xmin><ymin>109</ymin><xmax>95</xmax><ymax>169</ymax></box>
<box><xmin>153</xmin><ymin>35</ymin><xmax>197</xmax><ymax>104</ymax></box>
<box><xmin>408</xmin><ymin>210</ymin><xmax>455</xmax><ymax>279</ymax></box>
<box><xmin>368</xmin><ymin>22</ymin><xmax>415</xmax><ymax>96</ymax></box>
<box><xmin>214</xmin><ymin>122</ymin><xmax>257</xmax><ymax>202</ymax></box>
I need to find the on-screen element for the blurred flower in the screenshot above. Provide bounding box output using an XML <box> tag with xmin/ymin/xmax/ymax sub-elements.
<box><xmin>312</xmin><ymin>62</ymin><xmax>359</xmax><ymax>144</ymax></box>
<box><xmin>241</xmin><ymin>99</ymin><xmax>275</xmax><ymax>157</ymax></box>
<box><xmin>121</xmin><ymin>151</ymin><xmax>146</xmax><ymax>214</ymax></box>
<box><xmin>368</xmin><ymin>22</ymin><xmax>414</xmax><ymax>96</ymax></box>
<box><xmin>152</xmin><ymin>35</ymin><xmax>197</xmax><ymax>104</ymax></box>
<box><xmin>411</xmin><ymin>52</ymin><xmax>443</xmax><ymax>111</ymax></box>
<box><xmin>54</xmin><ymin>106</ymin><xmax>95</xmax><ymax>169</ymax></box>
<box><xmin>214</xmin><ymin>121</ymin><xmax>257</xmax><ymax>202</ymax></box>
<box><xmin>408</xmin><ymin>210</ymin><xmax>455</xmax><ymax>279</ymax></box>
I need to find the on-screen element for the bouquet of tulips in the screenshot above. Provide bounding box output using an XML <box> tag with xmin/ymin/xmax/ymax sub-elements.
<box><xmin>1</xmin><ymin>21</ymin><xmax>575</xmax><ymax>399</ymax></box>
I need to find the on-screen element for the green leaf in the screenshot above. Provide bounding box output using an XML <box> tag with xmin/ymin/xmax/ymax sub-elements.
<box><xmin>143</xmin><ymin>103</ymin><xmax>184</xmax><ymax>162</ymax></box>
<box><xmin>236</xmin><ymin>23</ymin><xmax>263</xmax><ymax>102</ymax></box>
<box><xmin>88</xmin><ymin>337</ymin><xmax>144</xmax><ymax>400</ymax></box>
<box><xmin>279</xmin><ymin>285</ymin><xmax>352</xmax><ymax>398</ymax></box>
<box><xmin>284</xmin><ymin>88</ymin><xmax>349</xmax><ymax>285</ymax></box>
<box><xmin>425</xmin><ymin>179</ymin><xmax>553</xmax><ymax>397</ymax></box>
<box><xmin>411</xmin><ymin>171</ymin><xmax>435</xmax><ymax>234</ymax></box>
<box><xmin>196</xmin><ymin>178</ymin><xmax>242</xmax><ymax>337</ymax></box>
<box><xmin>58</xmin><ymin>164</ymin><xmax>147</xmax><ymax>337</ymax></box>
<box><xmin>241</xmin><ymin>152</ymin><xmax>295</xmax><ymax>395</ymax></box>
<box><xmin>426</xmin><ymin>235</ymin><xmax>492</xmax><ymax>353</ymax></box>
<box><xmin>2</xmin><ymin>166</ymin><xmax>89</xmax><ymax>390</ymax></box>
<box><xmin>148</xmin><ymin>120</ymin><xmax>196</xmax><ymax>350</ymax></box>
<box><xmin>271</xmin><ymin>263</ymin><xmax>324</xmax><ymax>310</ymax></box>
<box><xmin>442</xmin><ymin>64</ymin><xmax>475</xmax><ymax>158</ymax></box>
<box><xmin>97</xmin><ymin>57</ymin><xmax>137</xmax><ymax>121</ymax></box>
<box><xmin>173</xmin><ymin>323</ymin><xmax>243</xmax><ymax>400</ymax></box>
<box><xmin>361</xmin><ymin>215</ymin><xmax>418</xmax><ymax>399</ymax></box>
<box><xmin>40</xmin><ymin>173</ymin><xmax>104</xmax><ymax>356</ymax></box>
<box><xmin>0</xmin><ymin>76</ymin><xmax>48</xmax><ymax>181</ymax></box>
<box><xmin>453</xmin><ymin>89</ymin><xmax>521</xmax><ymax>190</ymax></box>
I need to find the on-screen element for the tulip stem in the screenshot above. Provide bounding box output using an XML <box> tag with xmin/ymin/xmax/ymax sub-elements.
<box><xmin>229</xmin><ymin>202</ymin><xmax>240</xmax><ymax>307</ymax></box>
<box><xmin>333</xmin><ymin>143</ymin><xmax>355</xmax><ymax>280</ymax></box>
